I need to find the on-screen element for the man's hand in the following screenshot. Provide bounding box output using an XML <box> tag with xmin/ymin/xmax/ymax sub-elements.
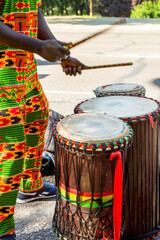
<box><xmin>58</xmin><ymin>40</ymin><xmax>72</xmax><ymax>47</ymax></box>
<box><xmin>38</xmin><ymin>39</ymin><xmax>70</xmax><ymax>62</ymax></box>
<box><xmin>61</xmin><ymin>56</ymin><xmax>87</xmax><ymax>76</ymax></box>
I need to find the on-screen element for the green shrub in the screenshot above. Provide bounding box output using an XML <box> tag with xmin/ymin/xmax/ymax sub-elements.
<box><xmin>130</xmin><ymin>0</ymin><xmax>160</xmax><ymax>18</ymax></box>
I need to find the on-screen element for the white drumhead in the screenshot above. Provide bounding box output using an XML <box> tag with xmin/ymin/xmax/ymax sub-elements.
<box><xmin>100</xmin><ymin>83</ymin><xmax>143</xmax><ymax>92</ymax></box>
<box><xmin>78</xmin><ymin>96</ymin><xmax>159</xmax><ymax>118</ymax></box>
<box><xmin>94</xmin><ymin>83</ymin><xmax>144</xmax><ymax>94</ymax></box>
<box><xmin>57</xmin><ymin>113</ymin><xmax>129</xmax><ymax>143</ymax></box>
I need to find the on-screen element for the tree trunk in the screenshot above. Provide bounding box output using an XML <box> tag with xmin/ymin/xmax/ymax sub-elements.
<box><xmin>46</xmin><ymin>9</ymin><xmax>50</xmax><ymax>16</ymax></box>
<box><xmin>132</xmin><ymin>0</ymin><xmax>147</xmax><ymax>8</ymax></box>
<box><xmin>61</xmin><ymin>7</ymin><xmax>64</xmax><ymax>15</ymax></box>
<box><xmin>51</xmin><ymin>9</ymin><xmax>54</xmax><ymax>15</ymax></box>
<box><xmin>90</xmin><ymin>0</ymin><xmax>93</xmax><ymax>17</ymax></box>
<box><xmin>75</xmin><ymin>8</ymin><xmax>79</xmax><ymax>15</ymax></box>
<box><xmin>80</xmin><ymin>8</ymin><xmax>83</xmax><ymax>15</ymax></box>
<box><xmin>65</xmin><ymin>8</ymin><xmax>68</xmax><ymax>15</ymax></box>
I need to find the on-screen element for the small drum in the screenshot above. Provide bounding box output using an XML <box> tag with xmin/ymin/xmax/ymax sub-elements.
<box><xmin>74</xmin><ymin>96</ymin><xmax>160</xmax><ymax>239</ymax></box>
<box><xmin>52</xmin><ymin>113</ymin><xmax>133</xmax><ymax>240</ymax></box>
<box><xmin>93</xmin><ymin>83</ymin><xmax>146</xmax><ymax>97</ymax></box>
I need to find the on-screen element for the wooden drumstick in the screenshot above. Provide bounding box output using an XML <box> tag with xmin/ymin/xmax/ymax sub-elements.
<box><xmin>63</xmin><ymin>62</ymin><xmax>133</xmax><ymax>72</ymax></box>
<box><xmin>65</xmin><ymin>18</ymin><xmax>126</xmax><ymax>50</ymax></box>
<box><xmin>80</xmin><ymin>62</ymin><xmax>133</xmax><ymax>70</ymax></box>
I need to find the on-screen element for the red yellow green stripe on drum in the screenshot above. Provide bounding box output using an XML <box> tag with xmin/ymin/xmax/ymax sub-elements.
<box><xmin>59</xmin><ymin>182</ymin><xmax>113</xmax><ymax>208</ymax></box>
<box><xmin>65</xmin><ymin>18</ymin><xmax>126</xmax><ymax>50</ymax></box>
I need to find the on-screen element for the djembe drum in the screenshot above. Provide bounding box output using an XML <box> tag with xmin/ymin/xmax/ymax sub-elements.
<box><xmin>93</xmin><ymin>83</ymin><xmax>146</xmax><ymax>98</ymax></box>
<box><xmin>74</xmin><ymin>96</ymin><xmax>160</xmax><ymax>239</ymax></box>
<box><xmin>52</xmin><ymin>113</ymin><xmax>133</xmax><ymax>240</ymax></box>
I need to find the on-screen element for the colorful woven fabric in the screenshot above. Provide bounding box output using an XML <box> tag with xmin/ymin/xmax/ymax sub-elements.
<box><xmin>0</xmin><ymin>0</ymin><xmax>41</xmax><ymax>94</ymax></box>
<box><xmin>0</xmin><ymin>85</ymin><xmax>49</xmax><ymax>237</ymax></box>
<box><xmin>0</xmin><ymin>0</ymin><xmax>49</xmax><ymax>237</ymax></box>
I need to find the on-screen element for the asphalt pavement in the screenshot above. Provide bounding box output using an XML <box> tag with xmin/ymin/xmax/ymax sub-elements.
<box><xmin>15</xmin><ymin>16</ymin><xmax>160</xmax><ymax>240</ymax></box>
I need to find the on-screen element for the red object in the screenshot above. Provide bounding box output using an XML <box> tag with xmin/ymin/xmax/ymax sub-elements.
<box><xmin>148</xmin><ymin>114</ymin><xmax>154</xmax><ymax>128</ymax></box>
<box><xmin>110</xmin><ymin>151</ymin><xmax>123</xmax><ymax>240</ymax></box>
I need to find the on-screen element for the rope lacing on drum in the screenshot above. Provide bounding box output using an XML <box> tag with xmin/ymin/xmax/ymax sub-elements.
<box><xmin>52</xmin><ymin>117</ymin><xmax>133</xmax><ymax>240</ymax></box>
<box><xmin>52</xmin><ymin>142</ymin><xmax>119</xmax><ymax>239</ymax></box>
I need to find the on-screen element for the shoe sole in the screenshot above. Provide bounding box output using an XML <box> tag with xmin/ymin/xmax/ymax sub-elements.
<box><xmin>16</xmin><ymin>194</ymin><xmax>56</xmax><ymax>204</ymax></box>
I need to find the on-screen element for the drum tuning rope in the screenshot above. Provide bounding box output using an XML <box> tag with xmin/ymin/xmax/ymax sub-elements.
<box><xmin>74</xmin><ymin>97</ymin><xmax>160</xmax><ymax>239</ymax></box>
<box><xmin>52</xmin><ymin>114</ymin><xmax>134</xmax><ymax>240</ymax></box>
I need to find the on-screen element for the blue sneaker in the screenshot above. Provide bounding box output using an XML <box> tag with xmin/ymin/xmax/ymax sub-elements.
<box><xmin>16</xmin><ymin>183</ymin><xmax>56</xmax><ymax>204</ymax></box>
<box><xmin>0</xmin><ymin>233</ymin><xmax>16</xmax><ymax>240</ymax></box>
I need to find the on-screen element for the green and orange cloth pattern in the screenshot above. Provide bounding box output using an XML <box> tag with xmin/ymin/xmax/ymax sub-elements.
<box><xmin>0</xmin><ymin>0</ymin><xmax>49</xmax><ymax>237</ymax></box>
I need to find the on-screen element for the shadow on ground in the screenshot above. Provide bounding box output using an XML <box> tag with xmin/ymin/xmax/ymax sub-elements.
<box><xmin>36</xmin><ymin>59</ymin><xmax>58</xmax><ymax>66</ymax></box>
<box><xmin>152</xmin><ymin>78</ymin><xmax>160</xmax><ymax>88</ymax></box>
<box><xmin>46</xmin><ymin>17</ymin><xmax>160</xmax><ymax>26</ymax></box>
<box><xmin>38</xmin><ymin>74</ymin><xmax>50</xmax><ymax>79</ymax></box>
<box><xmin>46</xmin><ymin>17</ymin><xmax>118</xmax><ymax>25</ymax></box>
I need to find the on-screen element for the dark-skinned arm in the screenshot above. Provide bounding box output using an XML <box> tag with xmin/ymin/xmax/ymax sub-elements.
<box><xmin>38</xmin><ymin>9</ymin><xmax>56</xmax><ymax>41</ymax></box>
<box><xmin>37</xmin><ymin>9</ymin><xmax>88</xmax><ymax>76</ymax></box>
<box><xmin>0</xmin><ymin>21</ymin><xmax>70</xmax><ymax>62</ymax></box>
<box><xmin>38</xmin><ymin>9</ymin><xmax>68</xmax><ymax>46</ymax></box>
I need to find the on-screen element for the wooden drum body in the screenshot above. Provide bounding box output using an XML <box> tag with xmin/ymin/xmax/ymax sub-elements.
<box><xmin>124</xmin><ymin>115</ymin><xmax>159</xmax><ymax>238</ymax></box>
<box><xmin>74</xmin><ymin>96</ymin><xmax>160</xmax><ymax>239</ymax></box>
<box><xmin>93</xmin><ymin>83</ymin><xmax>146</xmax><ymax>98</ymax></box>
<box><xmin>52</xmin><ymin>113</ymin><xmax>133</xmax><ymax>240</ymax></box>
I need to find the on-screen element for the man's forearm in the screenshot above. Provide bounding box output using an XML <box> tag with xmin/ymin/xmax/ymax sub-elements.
<box><xmin>0</xmin><ymin>21</ymin><xmax>43</xmax><ymax>54</ymax></box>
<box><xmin>37</xmin><ymin>9</ymin><xmax>67</xmax><ymax>46</ymax></box>
<box><xmin>38</xmin><ymin>9</ymin><xmax>57</xmax><ymax>41</ymax></box>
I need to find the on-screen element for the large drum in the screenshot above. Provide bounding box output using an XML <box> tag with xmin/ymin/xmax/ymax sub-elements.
<box><xmin>93</xmin><ymin>83</ymin><xmax>146</xmax><ymax>98</ymax></box>
<box><xmin>52</xmin><ymin>113</ymin><xmax>133</xmax><ymax>240</ymax></box>
<box><xmin>74</xmin><ymin>96</ymin><xmax>160</xmax><ymax>239</ymax></box>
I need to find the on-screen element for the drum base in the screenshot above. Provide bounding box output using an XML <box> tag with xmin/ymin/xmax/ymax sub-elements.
<box><xmin>121</xmin><ymin>227</ymin><xmax>160</xmax><ymax>240</ymax></box>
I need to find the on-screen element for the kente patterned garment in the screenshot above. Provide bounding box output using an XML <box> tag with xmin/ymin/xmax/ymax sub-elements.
<box><xmin>0</xmin><ymin>0</ymin><xmax>49</xmax><ymax>236</ymax></box>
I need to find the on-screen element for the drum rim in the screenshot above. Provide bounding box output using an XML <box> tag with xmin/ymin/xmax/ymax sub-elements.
<box><xmin>57</xmin><ymin>113</ymin><xmax>130</xmax><ymax>144</ymax></box>
<box><xmin>74</xmin><ymin>96</ymin><xmax>160</xmax><ymax>123</ymax></box>
<box><xmin>93</xmin><ymin>83</ymin><xmax>146</xmax><ymax>97</ymax></box>
<box><xmin>53</xmin><ymin>115</ymin><xmax>133</xmax><ymax>152</ymax></box>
